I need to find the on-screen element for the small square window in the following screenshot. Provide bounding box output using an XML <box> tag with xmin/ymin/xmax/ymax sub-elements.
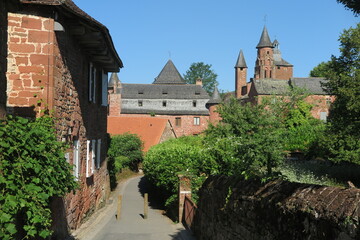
<box><xmin>194</xmin><ymin>117</ymin><xmax>200</xmax><ymax>126</ymax></box>
<box><xmin>193</xmin><ymin>100</ymin><xmax>197</xmax><ymax>107</ymax></box>
<box><xmin>138</xmin><ymin>100</ymin><xmax>143</xmax><ymax>107</ymax></box>
<box><xmin>163</xmin><ymin>101</ymin><xmax>167</xmax><ymax>107</ymax></box>
<box><xmin>175</xmin><ymin>117</ymin><xmax>181</xmax><ymax>127</ymax></box>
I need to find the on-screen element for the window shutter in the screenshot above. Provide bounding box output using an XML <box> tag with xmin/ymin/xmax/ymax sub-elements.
<box><xmin>73</xmin><ymin>140</ymin><xmax>80</xmax><ymax>180</ymax></box>
<box><xmin>91</xmin><ymin>140</ymin><xmax>96</xmax><ymax>174</ymax></box>
<box><xmin>86</xmin><ymin>140</ymin><xmax>90</xmax><ymax>177</ymax></box>
<box><xmin>102</xmin><ymin>71</ymin><xmax>108</xmax><ymax>106</ymax></box>
<box><xmin>96</xmin><ymin>139</ymin><xmax>101</xmax><ymax>169</ymax></box>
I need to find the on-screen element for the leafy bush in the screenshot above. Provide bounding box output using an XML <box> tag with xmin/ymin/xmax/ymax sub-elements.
<box><xmin>0</xmin><ymin>115</ymin><xmax>77</xmax><ymax>240</ymax></box>
<box><xmin>143</xmin><ymin>136</ymin><xmax>217</xmax><ymax>207</ymax></box>
<box><xmin>107</xmin><ymin>133</ymin><xmax>143</xmax><ymax>190</ymax></box>
<box><xmin>204</xmin><ymin>98</ymin><xmax>284</xmax><ymax>179</ymax></box>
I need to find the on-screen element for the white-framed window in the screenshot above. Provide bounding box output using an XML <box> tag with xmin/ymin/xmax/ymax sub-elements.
<box><xmin>101</xmin><ymin>70</ymin><xmax>108</xmax><ymax>106</ymax></box>
<box><xmin>89</xmin><ymin>62</ymin><xmax>97</xmax><ymax>103</ymax></box>
<box><xmin>73</xmin><ymin>139</ymin><xmax>80</xmax><ymax>180</ymax></box>
<box><xmin>194</xmin><ymin>117</ymin><xmax>200</xmax><ymax>126</ymax></box>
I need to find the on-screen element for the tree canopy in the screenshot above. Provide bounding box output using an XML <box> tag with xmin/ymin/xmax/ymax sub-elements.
<box><xmin>310</xmin><ymin>23</ymin><xmax>360</xmax><ymax>163</ymax></box>
<box><xmin>337</xmin><ymin>0</ymin><xmax>360</xmax><ymax>15</ymax></box>
<box><xmin>183</xmin><ymin>62</ymin><xmax>218</xmax><ymax>95</ymax></box>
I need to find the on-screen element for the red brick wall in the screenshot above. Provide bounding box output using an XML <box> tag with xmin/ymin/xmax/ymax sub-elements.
<box><xmin>120</xmin><ymin>113</ymin><xmax>210</xmax><ymax>136</ymax></box>
<box><xmin>209</xmin><ymin>104</ymin><xmax>221</xmax><ymax>124</ymax></box>
<box><xmin>0</xmin><ymin>1</ymin><xmax>7</xmax><ymax>118</ymax></box>
<box><xmin>306</xmin><ymin>95</ymin><xmax>334</xmax><ymax>119</ymax></box>
<box><xmin>7</xmin><ymin>12</ymin><xmax>110</xmax><ymax>232</ymax></box>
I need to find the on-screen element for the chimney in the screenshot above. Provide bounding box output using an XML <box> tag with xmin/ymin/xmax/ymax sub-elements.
<box><xmin>196</xmin><ymin>77</ymin><xmax>202</xmax><ymax>86</ymax></box>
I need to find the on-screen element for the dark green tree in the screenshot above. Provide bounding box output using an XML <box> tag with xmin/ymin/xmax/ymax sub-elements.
<box><xmin>311</xmin><ymin>23</ymin><xmax>360</xmax><ymax>163</ymax></box>
<box><xmin>337</xmin><ymin>0</ymin><xmax>360</xmax><ymax>15</ymax></box>
<box><xmin>183</xmin><ymin>62</ymin><xmax>218</xmax><ymax>95</ymax></box>
<box><xmin>309</xmin><ymin>61</ymin><xmax>334</xmax><ymax>78</ymax></box>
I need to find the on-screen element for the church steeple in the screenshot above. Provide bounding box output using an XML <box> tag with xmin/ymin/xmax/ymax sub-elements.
<box><xmin>235</xmin><ymin>50</ymin><xmax>248</xmax><ymax>98</ymax></box>
<box><xmin>256</xmin><ymin>26</ymin><xmax>273</xmax><ymax>49</ymax></box>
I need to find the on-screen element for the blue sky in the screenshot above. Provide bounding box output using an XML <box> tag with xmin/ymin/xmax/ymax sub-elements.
<box><xmin>73</xmin><ymin>0</ymin><xmax>358</xmax><ymax>92</ymax></box>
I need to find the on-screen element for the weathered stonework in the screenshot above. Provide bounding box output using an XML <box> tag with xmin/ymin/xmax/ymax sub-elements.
<box><xmin>194</xmin><ymin>176</ymin><xmax>360</xmax><ymax>240</ymax></box>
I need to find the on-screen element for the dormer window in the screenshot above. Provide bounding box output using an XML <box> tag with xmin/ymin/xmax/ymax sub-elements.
<box><xmin>195</xmin><ymin>91</ymin><xmax>200</xmax><ymax>95</ymax></box>
<box><xmin>162</xmin><ymin>90</ymin><xmax>168</xmax><ymax>95</ymax></box>
<box><xmin>138</xmin><ymin>90</ymin><xmax>144</xmax><ymax>94</ymax></box>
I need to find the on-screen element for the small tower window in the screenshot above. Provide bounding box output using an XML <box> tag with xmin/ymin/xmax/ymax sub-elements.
<box><xmin>193</xmin><ymin>100</ymin><xmax>197</xmax><ymax>107</ymax></box>
<box><xmin>162</xmin><ymin>101</ymin><xmax>167</xmax><ymax>107</ymax></box>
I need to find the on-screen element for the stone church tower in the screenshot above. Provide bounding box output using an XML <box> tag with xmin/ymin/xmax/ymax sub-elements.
<box><xmin>254</xmin><ymin>26</ymin><xmax>293</xmax><ymax>80</ymax></box>
<box><xmin>235</xmin><ymin>50</ymin><xmax>247</xmax><ymax>98</ymax></box>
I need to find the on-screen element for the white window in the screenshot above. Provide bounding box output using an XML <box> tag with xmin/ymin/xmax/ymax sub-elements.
<box><xmin>101</xmin><ymin>70</ymin><xmax>108</xmax><ymax>106</ymax></box>
<box><xmin>73</xmin><ymin>140</ymin><xmax>80</xmax><ymax>180</ymax></box>
<box><xmin>96</xmin><ymin>139</ymin><xmax>101</xmax><ymax>169</ymax></box>
<box><xmin>89</xmin><ymin>62</ymin><xmax>97</xmax><ymax>103</ymax></box>
<box><xmin>194</xmin><ymin>117</ymin><xmax>200</xmax><ymax>126</ymax></box>
<box><xmin>320</xmin><ymin>112</ymin><xmax>327</xmax><ymax>122</ymax></box>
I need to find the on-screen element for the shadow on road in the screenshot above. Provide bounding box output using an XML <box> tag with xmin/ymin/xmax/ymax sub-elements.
<box><xmin>169</xmin><ymin>229</ymin><xmax>196</xmax><ymax>240</ymax></box>
<box><xmin>137</xmin><ymin>176</ymin><xmax>167</xmax><ymax>210</ymax></box>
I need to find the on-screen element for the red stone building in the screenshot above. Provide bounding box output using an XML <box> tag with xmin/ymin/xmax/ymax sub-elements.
<box><xmin>235</xmin><ymin>26</ymin><xmax>333</xmax><ymax>121</ymax></box>
<box><xmin>108</xmin><ymin>60</ymin><xmax>220</xmax><ymax>137</ymax></box>
<box><xmin>5</xmin><ymin>0</ymin><xmax>122</xmax><ymax>237</ymax></box>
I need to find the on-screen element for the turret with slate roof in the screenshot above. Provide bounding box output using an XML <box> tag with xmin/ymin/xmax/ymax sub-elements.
<box><xmin>206</xmin><ymin>86</ymin><xmax>222</xmax><ymax>124</ymax></box>
<box><xmin>256</xmin><ymin>26</ymin><xmax>273</xmax><ymax>49</ymax></box>
<box><xmin>235</xmin><ymin>50</ymin><xmax>248</xmax><ymax>98</ymax></box>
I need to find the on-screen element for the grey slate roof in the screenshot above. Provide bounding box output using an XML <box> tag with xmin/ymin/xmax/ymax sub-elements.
<box><xmin>253</xmin><ymin>79</ymin><xmax>290</xmax><ymax>95</ymax></box>
<box><xmin>207</xmin><ymin>87</ymin><xmax>221</xmax><ymax>105</ymax></box>
<box><xmin>256</xmin><ymin>26</ymin><xmax>273</xmax><ymax>48</ymax></box>
<box><xmin>121</xmin><ymin>108</ymin><xmax>209</xmax><ymax>116</ymax></box>
<box><xmin>121</xmin><ymin>84</ymin><xmax>210</xmax><ymax>99</ymax></box>
<box><xmin>153</xmin><ymin>60</ymin><xmax>186</xmax><ymax>85</ymax></box>
<box><xmin>290</xmin><ymin>78</ymin><xmax>329</xmax><ymax>95</ymax></box>
<box><xmin>108</xmin><ymin>72</ymin><xmax>120</xmax><ymax>88</ymax></box>
<box><xmin>235</xmin><ymin>50</ymin><xmax>247</xmax><ymax>68</ymax></box>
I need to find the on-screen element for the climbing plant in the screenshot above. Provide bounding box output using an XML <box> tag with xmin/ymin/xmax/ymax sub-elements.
<box><xmin>0</xmin><ymin>115</ymin><xmax>77</xmax><ymax>240</ymax></box>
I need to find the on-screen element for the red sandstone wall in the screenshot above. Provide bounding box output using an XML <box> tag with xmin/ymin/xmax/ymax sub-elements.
<box><xmin>120</xmin><ymin>113</ymin><xmax>210</xmax><ymax>136</ymax></box>
<box><xmin>275</xmin><ymin>66</ymin><xmax>293</xmax><ymax>80</ymax></box>
<box><xmin>7</xmin><ymin>13</ymin><xmax>55</xmax><ymax>116</ymax></box>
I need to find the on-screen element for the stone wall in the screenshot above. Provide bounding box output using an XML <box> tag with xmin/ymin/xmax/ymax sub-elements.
<box><xmin>194</xmin><ymin>175</ymin><xmax>360</xmax><ymax>240</ymax></box>
<box><xmin>120</xmin><ymin>113</ymin><xmax>209</xmax><ymax>136</ymax></box>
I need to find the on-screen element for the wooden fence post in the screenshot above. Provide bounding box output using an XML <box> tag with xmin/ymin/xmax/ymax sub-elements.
<box><xmin>144</xmin><ymin>193</ymin><xmax>148</xmax><ymax>219</ymax></box>
<box><xmin>117</xmin><ymin>195</ymin><xmax>122</xmax><ymax>220</ymax></box>
<box><xmin>178</xmin><ymin>175</ymin><xmax>191</xmax><ymax>222</ymax></box>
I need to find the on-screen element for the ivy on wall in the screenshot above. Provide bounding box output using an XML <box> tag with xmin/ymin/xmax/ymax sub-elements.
<box><xmin>0</xmin><ymin>115</ymin><xmax>77</xmax><ymax>240</ymax></box>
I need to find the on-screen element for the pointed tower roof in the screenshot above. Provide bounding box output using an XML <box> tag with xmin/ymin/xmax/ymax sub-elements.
<box><xmin>206</xmin><ymin>86</ymin><xmax>221</xmax><ymax>105</ymax></box>
<box><xmin>256</xmin><ymin>26</ymin><xmax>273</xmax><ymax>48</ymax></box>
<box><xmin>235</xmin><ymin>50</ymin><xmax>247</xmax><ymax>68</ymax></box>
<box><xmin>108</xmin><ymin>72</ymin><xmax>120</xmax><ymax>87</ymax></box>
<box><xmin>153</xmin><ymin>60</ymin><xmax>186</xmax><ymax>85</ymax></box>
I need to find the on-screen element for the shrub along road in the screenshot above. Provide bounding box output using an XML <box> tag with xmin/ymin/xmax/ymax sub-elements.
<box><xmin>73</xmin><ymin>175</ymin><xmax>195</xmax><ymax>240</ymax></box>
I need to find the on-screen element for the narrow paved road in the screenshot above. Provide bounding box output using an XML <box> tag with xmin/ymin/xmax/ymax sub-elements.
<box><xmin>76</xmin><ymin>176</ymin><xmax>195</xmax><ymax>240</ymax></box>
